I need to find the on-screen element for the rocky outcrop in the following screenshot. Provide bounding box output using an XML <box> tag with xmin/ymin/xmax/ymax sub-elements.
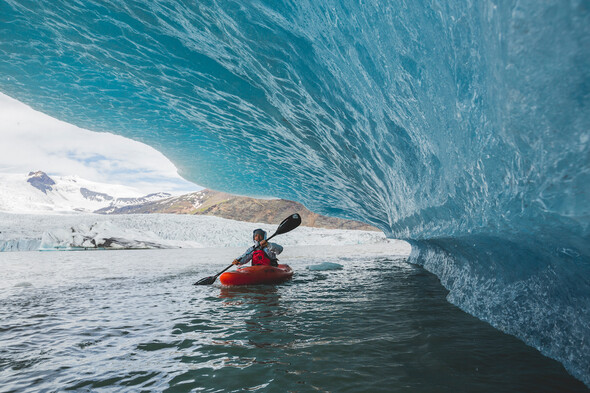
<box><xmin>27</xmin><ymin>171</ymin><xmax>55</xmax><ymax>194</ymax></box>
<box><xmin>97</xmin><ymin>189</ymin><xmax>379</xmax><ymax>231</ymax></box>
<box><xmin>80</xmin><ymin>187</ymin><xmax>113</xmax><ymax>202</ymax></box>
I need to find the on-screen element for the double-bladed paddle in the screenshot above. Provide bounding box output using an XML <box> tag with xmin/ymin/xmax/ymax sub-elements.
<box><xmin>193</xmin><ymin>213</ymin><xmax>302</xmax><ymax>285</ymax></box>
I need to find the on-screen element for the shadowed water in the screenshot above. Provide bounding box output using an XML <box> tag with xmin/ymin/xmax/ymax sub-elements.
<box><xmin>0</xmin><ymin>248</ymin><xmax>587</xmax><ymax>392</ymax></box>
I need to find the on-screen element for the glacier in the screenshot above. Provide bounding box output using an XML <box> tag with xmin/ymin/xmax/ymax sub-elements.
<box><xmin>0</xmin><ymin>0</ymin><xmax>588</xmax><ymax>385</ymax></box>
<box><xmin>0</xmin><ymin>213</ymin><xmax>403</xmax><ymax>252</ymax></box>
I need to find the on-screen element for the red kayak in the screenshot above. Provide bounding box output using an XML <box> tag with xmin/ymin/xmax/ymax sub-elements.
<box><xmin>219</xmin><ymin>264</ymin><xmax>293</xmax><ymax>286</ymax></box>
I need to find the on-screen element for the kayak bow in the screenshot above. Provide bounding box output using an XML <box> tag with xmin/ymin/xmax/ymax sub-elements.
<box><xmin>219</xmin><ymin>264</ymin><xmax>293</xmax><ymax>286</ymax></box>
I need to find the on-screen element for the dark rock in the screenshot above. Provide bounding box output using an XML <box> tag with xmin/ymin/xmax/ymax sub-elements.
<box><xmin>80</xmin><ymin>187</ymin><xmax>114</xmax><ymax>201</ymax></box>
<box><xmin>27</xmin><ymin>171</ymin><xmax>55</xmax><ymax>194</ymax></box>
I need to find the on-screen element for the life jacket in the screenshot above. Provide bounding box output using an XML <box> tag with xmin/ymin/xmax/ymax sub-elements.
<box><xmin>252</xmin><ymin>249</ymin><xmax>272</xmax><ymax>266</ymax></box>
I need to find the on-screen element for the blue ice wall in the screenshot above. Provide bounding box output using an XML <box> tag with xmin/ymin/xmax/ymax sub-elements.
<box><xmin>1</xmin><ymin>0</ymin><xmax>588</xmax><ymax>385</ymax></box>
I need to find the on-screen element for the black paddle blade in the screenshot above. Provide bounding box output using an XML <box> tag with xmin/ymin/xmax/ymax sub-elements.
<box><xmin>193</xmin><ymin>276</ymin><xmax>216</xmax><ymax>285</ymax></box>
<box><xmin>193</xmin><ymin>214</ymin><xmax>300</xmax><ymax>287</ymax></box>
<box><xmin>274</xmin><ymin>213</ymin><xmax>302</xmax><ymax>236</ymax></box>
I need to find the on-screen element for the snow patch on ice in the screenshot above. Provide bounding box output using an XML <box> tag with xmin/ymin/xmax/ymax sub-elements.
<box><xmin>0</xmin><ymin>213</ymin><xmax>411</xmax><ymax>253</ymax></box>
<box><xmin>306</xmin><ymin>262</ymin><xmax>343</xmax><ymax>271</ymax></box>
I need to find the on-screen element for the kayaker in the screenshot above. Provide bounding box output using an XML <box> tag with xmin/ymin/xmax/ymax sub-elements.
<box><xmin>232</xmin><ymin>228</ymin><xmax>283</xmax><ymax>267</ymax></box>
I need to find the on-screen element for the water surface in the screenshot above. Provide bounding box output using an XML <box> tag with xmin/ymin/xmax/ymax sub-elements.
<box><xmin>0</xmin><ymin>247</ymin><xmax>587</xmax><ymax>392</ymax></box>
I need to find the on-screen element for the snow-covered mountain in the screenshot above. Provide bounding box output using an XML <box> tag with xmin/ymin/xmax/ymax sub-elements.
<box><xmin>0</xmin><ymin>172</ymin><xmax>394</xmax><ymax>252</ymax></box>
<box><xmin>1</xmin><ymin>171</ymin><xmax>378</xmax><ymax>231</ymax></box>
<box><xmin>0</xmin><ymin>171</ymin><xmax>170</xmax><ymax>214</ymax></box>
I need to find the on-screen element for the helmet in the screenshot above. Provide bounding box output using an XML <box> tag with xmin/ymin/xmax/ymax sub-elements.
<box><xmin>252</xmin><ymin>228</ymin><xmax>267</xmax><ymax>240</ymax></box>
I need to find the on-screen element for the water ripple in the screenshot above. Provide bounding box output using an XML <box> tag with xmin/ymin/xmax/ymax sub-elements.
<box><xmin>0</xmin><ymin>249</ymin><xmax>587</xmax><ymax>392</ymax></box>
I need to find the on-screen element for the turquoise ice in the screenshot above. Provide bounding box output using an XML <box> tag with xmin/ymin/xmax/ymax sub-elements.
<box><xmin>0</xmin><ymin>0</ymin><xmax>588</xmax><ymax>386</ymax></box>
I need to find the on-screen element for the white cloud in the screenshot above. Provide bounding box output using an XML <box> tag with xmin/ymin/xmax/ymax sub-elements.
<box><xmin>0</xmin><ymin>92</ymin><xmax>202</xmax><ymax>194</ymax></box>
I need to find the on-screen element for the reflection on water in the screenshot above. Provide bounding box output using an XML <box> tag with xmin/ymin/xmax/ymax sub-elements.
<box><xmin>0</xmin><ymin>249</ymin><xmax>587</xmax><ymax>393</ymax></box>
<box><xmin>219</xmin><ymin>285</ymin><xmax>280</xmax><ymax>302</ymax></box>
<box><xmin>220</xmin><ymin>285</ymin><xmax>292</xmax><ymax>351</ymax></box>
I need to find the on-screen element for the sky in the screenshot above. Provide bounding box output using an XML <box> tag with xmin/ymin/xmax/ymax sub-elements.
<box><xmin>0</xmin><ymin>92</ymin><xmax>203</xmax><ymax>195</ymax></box>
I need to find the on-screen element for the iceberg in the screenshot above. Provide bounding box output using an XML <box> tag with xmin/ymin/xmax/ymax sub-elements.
<box><xmin>307</xmin><ymin>262</ymin><xmax>344</xmax><ymax>271</ymax></box>
<box><xmin>0</xmin><ymin>0</ymin><xmax>588</xmax><ymax>385</ymax></box>
<box><xmin>0</xmin><ymin>238</ymin><xmax>41</xmax><ymax>252</ymax></box>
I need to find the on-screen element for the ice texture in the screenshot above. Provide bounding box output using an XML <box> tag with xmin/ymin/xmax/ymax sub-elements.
<box><xmin>0</xmin><ymin>213</ymin><xmax>406</xmax><ymax>252</ymax></box>
<box><xmin>307</xmin><ymin>262</ymin><xmax>344</xmax><ymax>271</ymax></box>
<box><xmin>0</xmin><ymin>0</ymin><xmax>588</xmax><ymax>385</ymax></box>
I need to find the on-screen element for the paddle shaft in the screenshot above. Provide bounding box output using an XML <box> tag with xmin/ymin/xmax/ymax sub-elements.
<box><xmin>208</xmin><ymin>263</ymin><xmax>232</xmax><ymax>280</ymax></box>
<box><xmin>194</xmin><ymin>213</ymin><xmax>301</xmax><ymax>285</ymax></box>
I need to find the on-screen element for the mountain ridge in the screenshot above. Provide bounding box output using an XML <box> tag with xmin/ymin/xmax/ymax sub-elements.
<box><xmin>2</xmin><ymin>172</ymin><xmax>378</xmax><ymax>231</ymax></box>
<box><xmin>0</xmin><ymin>171</ymin><xmax>154</xmax><ymax>214</ymax></box>
<box><xmin>96</xmin><ymin>189</ymin><xmax>379</xmax><ymax>231</ymax></box>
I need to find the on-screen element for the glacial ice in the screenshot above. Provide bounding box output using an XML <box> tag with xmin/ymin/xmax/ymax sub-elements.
<box><xmin>307</xmin><ymin>262</ymin><xmax>344</xmax><ymax>271</ymax></box>
<box><xmin>0</xmin><ymin>0</ymin><xmax>588</xmax><ymax>385</ymax></box>
<box><xmin>0</xmin><ymin>213</ymin><xmax>404</xmax><ymax>252</ymax></box>
<box><xmin>0</xmin><ymin>237</ymin><xmax>41</xmax><ymax>252</ymax></box>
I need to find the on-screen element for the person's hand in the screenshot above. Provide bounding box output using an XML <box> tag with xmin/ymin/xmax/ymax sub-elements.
<box><xmin>232</xmin><ymin>259</ymin><xmax>240</xmax><ymax>265</ymax></box>
<box><xmin>259</xmin><ymin>240</ymin><xmax>268</xmax><ymax>248</ymax></box>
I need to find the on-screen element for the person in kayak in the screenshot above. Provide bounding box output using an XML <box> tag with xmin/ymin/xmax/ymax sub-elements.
<box><xmin>232</xmin><ymin>228</ymin><xmax>283</xmax><ymax>267</ymax></box>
